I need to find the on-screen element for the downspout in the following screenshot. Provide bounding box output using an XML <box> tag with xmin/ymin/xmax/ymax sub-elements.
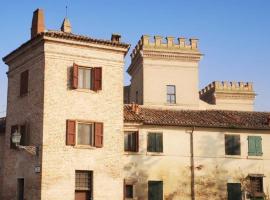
<box><xmin>190</xmin><ymin>126</ymin><xmax>195</xmax><ymax>200</ymax></box>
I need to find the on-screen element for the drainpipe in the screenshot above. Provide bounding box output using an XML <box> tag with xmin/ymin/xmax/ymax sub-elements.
<box><xmin>190</xmin><ymin>126</ymin><xmax>195</xmax><ymax>200</ymax></box>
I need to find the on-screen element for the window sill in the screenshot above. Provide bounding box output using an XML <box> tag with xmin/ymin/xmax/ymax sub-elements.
<box><xmin>247</xmin><ymin>155</ymin><xmax>263</xmax><ymax>160</ymax></box>
<box><xmin>146</xmin><ymin>152</ymin><xmax>164</xmax><ymax>156</ymax></box>
<box><xmin>124</xmin><ymin>151</ymin><xmax>139</xmax><ymax>155</ymax></box>
<box><xmin>73</xmin><ymin>88</ymin><xmax>101</xmax><ymax>93</ymax></box>
<box><xmin>225</xmin><ymin>155</ymin><xmax>241</xmax><ymax>159</ymax></box>
<box><xmin>74</xmin><ymin>145</ymin><xmax>96</xmax><ymax>149</ymax></box>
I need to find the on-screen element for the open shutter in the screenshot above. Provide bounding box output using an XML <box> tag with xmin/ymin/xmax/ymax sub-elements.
<box><xmin>92</xmin><ymin>67</ymin><xmax>102</xmax><ymax>91</ymax></box>
<box><xmin>72</xmin><ymin>63</ymin><xmax>79</xmax><ymax>89</ymax></box>
<box><xmin>94</xmin><ymin>122</ymin><xmax>103</xmax><ymax>148</ymax></box>
<box><xmin>66</xmin><ymin>120</ymin><xmax>76</xmax><ymax>146</ymax></box>
<box><xmin>10</xmin><ymin>125</ymin><xmax>18</xmax><ymax>149</ymax></box>
<box><xmin>255</xmin><ymin>136</ymin><xmax>263</xmax><ymax>156</ymax></box>
<box><xmin>248</xmin><ymin>136</ymin><xmax>256</xmax><ymax>156</ymax></box>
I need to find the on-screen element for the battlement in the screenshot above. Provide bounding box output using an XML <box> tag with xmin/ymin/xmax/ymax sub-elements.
<box><xmin>130</xmin><ymin>35</ymin><xmax>199</xmax><ymax>59</ymax></box>
<box><xmin>199</xmin><ymin>81</ymin><xmax>254</xmax><ymax>96</ymax></box>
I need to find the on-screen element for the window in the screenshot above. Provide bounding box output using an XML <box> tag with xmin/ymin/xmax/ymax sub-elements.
<box><xmin>167</xmin><ymin>85</ymin><xmax>176</xmax><ymax>104</ymax></box>
<box><xmin>77</xmin><ymin>123</ymin><xmax>94</xmax><ymax>146</ymax></box>
<box><xmin>125</xmin><ymin>184</ymin><xmax>134</xmax><ymax>199</ymax></box>
<box><xmin>66</xmin><ymin>120</ymin><xmax>103</xmax><ymax>148</ymax></box>
<box><xmin>227</xmin><ymin>183</ymin><xmax>242</xmax><ymax>200</ymax></box>
<box><xmin>72</xmin><ymin>63</ymin><xmax>102</xmax><ymax>91</ymax></box>
<box><xmin>147</xmin><ymin>133</ymin><xmax>163</xmax><ymax>153</ymax></box>
<box><xmin>78</xmin><ymin>67</ymin><xmax>92</xmax><ymax>89</ymax></box>
<box><xmin>225</xmin><ymin>135</ymin><xmax>240</xmax><ymax>155</ymax></box>
<box><xmin>17</xmin><ymin>178</ymin><xmax>24</xmax><ymax>200</ymax></box>
<box><xmin>248</xmin><ymin>175</ymin><xmax>264</xmax><ymax>198</ymax></box>
<box><xmin>124</xmin><ymin>131</ymin><xmax>139</xmax><ymax>152</ymax></box>
<box><xmin>75</xmin><ymin>171</ymin><xmax>93</xmax><ymax>200</ymax></box>
<box><xmin>148</xmin><ymin>181</ymin><xmax>163</xmax><ymax>200</ymax></box>
<box><xmin>20</xmin><ymin>70</ymin><xmax>29</xmax><ymax>96</ymax></box>
<box><xmin>248</xmin><ymin>136</ymin><xmax>263</xmax><ymax>156</ymax></box>
<box><xmin>135</xmin><ymin>91</ymin><xmax>138</xmax><ymax>104</ymax></box>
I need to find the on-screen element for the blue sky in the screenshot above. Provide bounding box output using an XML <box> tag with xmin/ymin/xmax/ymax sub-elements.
<box><xmin>0</xmin><ymin>0</ymin><xmax>270</xmax><ymax>116</ymax></box>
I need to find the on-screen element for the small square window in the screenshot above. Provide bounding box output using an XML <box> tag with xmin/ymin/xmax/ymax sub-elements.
<box><xmin>125</xmin><ymin>184</ymin><xmax>134</xmax><ymax>198</ymax></box>
<box><xmin>225</xmin><ymin>135</ymin><xmax>240</xmax><ymax>155</ymax></box>
<box><xmin>77</xmin><ymin>123</ymin><xmax>94</xmax><ymax>146</ymax></box>
<box><xmin>147</xmin><ymin>133</ymin><xmax>163</xmax><ymax>153</ymax></box>
<box><xmin>124</xmin><ymin>131</ymin><xmax>139</xmax><ymax>152</ymax></box>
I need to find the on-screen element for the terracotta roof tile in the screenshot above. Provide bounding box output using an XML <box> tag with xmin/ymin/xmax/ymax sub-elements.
<box><xmin>124</xmin><ymin>105</ymin><xmax>270</xmax><ymax>130</ymax></box>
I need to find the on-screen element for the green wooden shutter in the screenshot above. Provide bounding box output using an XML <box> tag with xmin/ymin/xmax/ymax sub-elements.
<box><xmin>156</xmin><ymin>133</ymin><xmax>163</xmax><ymax>153</ymax></box>
<box><xmin>255</xmin><ymin>136</ymin><xmax>263</xmax><ymax>156</ymax></box>
<box><xmin>227</xmin><ymin>183</ymin><xmax>242</xmax><ymax>200</ymax></box>
<box><xmin>148</xmin><ymin>133</ymin><xmax>155</xmax><ymax>152</ymax></box>
<box><xmin>248</xmin><ymin>136</ymin><xmax>263</xmax><ymax>156</ymax></box>
<box><xmin>248</xmin><ymin>136</ymin><xmax>257</xmax><ymax>156</ymax></box>
<box><xmin>148</xmin><ymin>181</ymin><xmax>163</xmax><ymax>200</ymax></box>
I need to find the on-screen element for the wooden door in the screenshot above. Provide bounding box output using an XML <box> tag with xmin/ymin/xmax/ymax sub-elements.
<box><xmin>75</xmin><ymin>191</ymin><xmax>89</xmax><ymax>200</ymax></box>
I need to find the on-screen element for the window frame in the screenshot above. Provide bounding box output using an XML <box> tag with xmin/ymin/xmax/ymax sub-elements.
<box><xmin>124</xmin><ymin>131</ymin><xmax>139</xmax><ymax>152</ymax></box>
<box><xmin>166</xmin><ymin>85</ymin><xmax>176</xmax><ymax>104</ymax></box>
<box><xmin>76</xmin><ymin>121</ymin><xmax>94</xmax><ymax>147</ymax></box>
<box><xmin>147</xmin><ymin>132</ymin><xmax>163</xmax><ymax>153</ymax></box>
<box><xmin>75</xmin><ymin>170</ymin><xmax>93</xmax><ymax>199</ymax></box>
<box><xmin>225</xmin><ymin>134</ymin><xmax>241</xmax><ymax>156</ymax></box>
<box><xmin>78</xmin><ymin>66</ymin><xmax>92</xmax><ymax>90</ymax></box>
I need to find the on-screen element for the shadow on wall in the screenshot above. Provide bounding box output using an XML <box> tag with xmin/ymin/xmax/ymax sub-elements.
<box><xmin>196</xmin><ymin>132</ymin><xmax>270</xmax><ymax>200</ymax></box>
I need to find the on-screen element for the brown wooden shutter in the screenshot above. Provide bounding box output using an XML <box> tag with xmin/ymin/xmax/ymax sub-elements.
<box><xmin>10</xmin><ymin>125</ymin><xmax>18</xmax><ymax>149</ymax></box>
<box><xmin>92</xmin><ymin>67</ymin><xmax>102</xmax><ymax>91</ymax></box>
<box><xmin>66</xmin><ymin>120</ymin><xmax>76</xmax><ymax>145</ymax></box>
<box><xmin>72</xmin><ymin>63</ymin><xmax>79</xmax><ymax>89</ymax></box>
<box><xmin>20</xmin><ymin>70</ymin><xmax>29</xmax><ymax>96</ymax></box>
<box><xmin>135</xmin><ymin>131</ymin><xmax>139</xmax><ymax>152</ymax></box>
<box><xmin>94</xmin><ymin>122</ymin><xmax>103</xmax><ymax>148</ymax></box>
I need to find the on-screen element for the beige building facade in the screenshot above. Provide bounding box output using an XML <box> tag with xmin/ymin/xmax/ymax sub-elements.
<box><xmin>0</xmin><ymin>8</ymin><xmax>270</xmax><ymax>200</ymax></box>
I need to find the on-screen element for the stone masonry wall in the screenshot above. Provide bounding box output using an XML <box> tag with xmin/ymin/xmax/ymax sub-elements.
<box><xmin>41</xmin><ymin>40</ymin><xmax>126</xmax><ymax>200</ymax></box>
<box><xmin>1</xmin><ymin>43</ymin><xmax>45</xmax><ymax>200</ymax></box>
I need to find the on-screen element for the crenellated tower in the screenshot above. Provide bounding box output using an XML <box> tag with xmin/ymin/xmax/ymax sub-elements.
<box><xmin>127</xmin><ymin>35</ymin><xmax>203</xmax><ymax>109</ymax></box>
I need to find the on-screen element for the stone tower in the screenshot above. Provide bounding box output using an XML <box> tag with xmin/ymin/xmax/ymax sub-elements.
<box><xmin>1</xmin><ymin>8</ymin><xmax>129</xmax><ymax>200</ymax></box>
<box><xmin>127</xmin><ymin>35</ymin><xmax>202</xmax><ymax>109</ymax></box>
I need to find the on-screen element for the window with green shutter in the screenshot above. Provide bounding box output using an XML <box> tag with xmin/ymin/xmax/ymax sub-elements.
<box><xmin>147</xmin><ymin>133</ymin><xmax>163</xmax><ymax>153</ymax></box>
<box><xmin>248</xmin><ymin>136</ymin><xmax>263</xmax><ymax>156</ymax></box>
<box><xmin>148</xmin><ymin>181</ymin><xmax>163</xmax><ymax>200</ymax></box>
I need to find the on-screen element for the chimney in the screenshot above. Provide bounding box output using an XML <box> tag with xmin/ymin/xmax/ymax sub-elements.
<box><xmin>111</xmin><ymin>34</ymin><xmax>121</xmax><ymax>43</ymax></box>
<box><xmin>61</xmin><ymin>18</ymin><xmax>72</xmax><ymax>33</ymax></box>
<box><xmin>31</xmin><ymin>8</ymin><xmax>45</xmax><ymax>38</ymax></box>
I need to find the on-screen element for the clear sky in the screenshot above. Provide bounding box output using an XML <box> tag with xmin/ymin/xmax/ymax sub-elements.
<box><xmin>0</xmin><ymin>0</ymin><xmax>270</xmax><ymax>117</ymax></box>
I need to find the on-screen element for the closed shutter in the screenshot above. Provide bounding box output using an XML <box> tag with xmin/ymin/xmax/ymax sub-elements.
<box><xmin>92</xmin><ymin>67</ymin><xmax>102</xmax><ymax>91</ymax></box>
<box><xmin>135</xmin><ymin>131</ymin><xmax>139</xmax><ymax>152</ymax></box>
<box><xmin>10</xmin><ymin>125</ymin><xmax>19</xmax><ymax>149</ymax></box>
<box><xmin>94</xmin><ymin>122</ymin><xmax>103</xmax><ymax>148</ymax></box>
<box><xmin>148</xmin><ymin>181</ymin><xmax>163</xmax><ymax>200</ymax></box>
<box><xmin>20</xmin><ymin>70</ymin><xmax>29</xmax><ymax>96</ymax></box>
<box><xmin>147</xmin><ymin>134</ymin><xmax>154</xmax><ymax>152</ymax></box>
<box><xmin>248</xmin><ymin>136</ymin><xmax>262</xmax><ymax>156</ymax></box>
<box><xmin>72</xmin><ymin>63</ymin><xmax>79</xmax><ymax>89</ymax></box>
<box><xmin>156</xmin><ymin>133</ymin><xmax>163</xmax><ymax>153</ymax></box>
<box><xmin>255</xmin><ymin>136</ymin><xmax>263</xmax><ymax>156</ymax></box>
<box><xmin>227</xmin><ymin>183</ymin><xmax>241</xmax><ymax>200</ymax></box>
<box><xmin>66</xmin><ymin>120</ymin><xmax>76</xmax><ymax>145</ymax></box>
